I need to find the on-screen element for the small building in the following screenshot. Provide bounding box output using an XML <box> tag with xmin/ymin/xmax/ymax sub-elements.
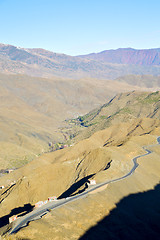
<box><xmin>10</xmin><ymin>181</ymin><xmax>16</xmax><ymax>186</ymax></box>
<box><xmin>7</xmin><ymin>169</ymin><xmax>14</xmax><ymax>174</ymax></box>
<box><xmin>9</xmin><ymin>215</ymin><xmax>17</xmax><ymax>223</ymax></box>
<box><xmin>48</xmin><ymin>196</ymin><xmax>57</xmax><ymax>202</ymax></box>
<box><xmin>48</xmin><ymin>142</ymin><xmax>53</xmax><ymax>147</ymax></box>
<box><xmin>62</xmin><ymin>145</ymin><xmax>68</xmax><ymax>148</ymax></box>
<box><xmin>0</xmin><ymin>185</ymin><xmax>4</xmax><ymax>189</ymax></box>
<box><xmin>89</xmin><ymin>180</ymin><xmax>96</xmax><ymax>185</ymax></box>
<box><xmin>35</xmin><ymin>201</ymin><xmax>44</xmax><ymax>208</ymax></box>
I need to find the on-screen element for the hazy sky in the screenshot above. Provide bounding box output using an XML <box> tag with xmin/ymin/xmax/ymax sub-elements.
<box><xmin>0</xmin><ymin>0</ymin><xmax>160</xmax><ymax>55</ymax></box>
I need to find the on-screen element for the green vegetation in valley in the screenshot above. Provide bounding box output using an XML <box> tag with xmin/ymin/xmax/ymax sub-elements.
<box><xmin>137</xmin><ymin>92</ymin><xmax>160</xmax><ymax>104</ymax></box>
<box><xmin>66</xmin><ymin>91</ymin><xmax>160</xmax><ymax>142</ymax></box>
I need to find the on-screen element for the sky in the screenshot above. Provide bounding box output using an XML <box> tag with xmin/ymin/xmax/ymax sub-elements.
<box><xmin>0</xmin><ymin>0</ymin><xmax>160</xmax><ymax>55</ymax></box>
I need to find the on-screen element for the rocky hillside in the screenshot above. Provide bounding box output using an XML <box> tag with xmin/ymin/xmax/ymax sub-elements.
<box><xmin>1</xmin><ymin>91</ymin><xmax>160</xmax><ymax>239</ymax></box>
<box><xmin>80</xmin><ymin>48</ymin><xmax>160</xmax><ymax>65</ymax></box>
<box><xmin>1</xmin><ymin>119</ymin><xmax>160</xmax><ymax>239</ymax></box>
<box><xmin>0</xmin><ymin>118</ymin><xmax>160</xmax><ymax>217</ymax></box>
<box><xmin>66</xmin><ymin>91</ymin><xmax>160</xmax><ymax>141</ymax></box>
<box><xmin>116</xmin><ymin>74</ymin><xmax>160</xmax><ymax>88</ymax></box>
<box><xmin>0</xmin><ymin>44</ymin><xmax>160</xmax><ymax>79</ymax></box>
<box><xmin>1</xmin><ymin>73</ymin><xmax>151</xmax><ymax>169</ymax></box>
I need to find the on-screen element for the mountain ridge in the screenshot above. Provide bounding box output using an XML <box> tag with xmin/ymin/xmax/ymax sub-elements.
<box><xmin>1</xmin><ymin>73</ymin><xmax>151</xmax><ymax>168</ymax></box>
<box><xmin>1</xmin><ymin>91</ymin><xmax>160</xmax><ymax>239</ymax></box>
<box><xmin>79</xmin><ymin>47</ymin><xmax>160</xmax><ymax>65</ymax></box>
<box><xmin>0</xmin><ymin>43</ymin><xmax>160</xmax><ymax>79</ymax></box>
<box><xmin>66</xmin><ymin>91</ymin><xmax>160</xmax><ymax>142</ymax></box>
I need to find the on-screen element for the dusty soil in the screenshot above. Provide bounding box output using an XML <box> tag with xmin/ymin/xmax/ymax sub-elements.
<box><xmin>1</xmin><ymin>118</ymin><xmax>160</xmax><ymax>239</ymax></box>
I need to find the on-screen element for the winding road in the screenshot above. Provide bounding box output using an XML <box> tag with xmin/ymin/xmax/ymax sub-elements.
<box><xmin>8</xmin><ymin>136</ymin><xmax>160</xmax><ymax>235</ymax></box>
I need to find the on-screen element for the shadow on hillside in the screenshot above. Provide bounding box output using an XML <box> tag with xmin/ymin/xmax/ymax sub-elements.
<box><xmin>58</xmin><ymin>160</ymin><xmax>113</xmax><ymax>199</ymax></box>
<box><xmin>79</xmin><ymin>183</ymin><xmax>160</xmax><ymax>240</ymax></box>
<box><xmin>0</xmin><ymin>203</ymin><xmax>34</xmax><ymax>229</ymax></box>
<box><xmin>58</xmin><ymin>174</ymin><xmax>95</xmax><ymax>199</ymax></box>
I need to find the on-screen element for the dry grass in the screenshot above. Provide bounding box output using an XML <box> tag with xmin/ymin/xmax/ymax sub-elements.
<box><xmin>9</xmin><ymin>131</ymin><xmax>160</xmax><ymax>240</ymax></box>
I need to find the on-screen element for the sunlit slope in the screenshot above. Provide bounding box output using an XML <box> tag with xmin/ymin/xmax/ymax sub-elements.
<box><xmin>0</xmin><ymin>118</ymin><xmax>160</xmax><ymax>220</ymax></box>
<box><xmin>0</xmin><ymin>84</ymin><xmax>55</xmax><ymax>168</ymax></box>
<box><xmin>0</xmin><ymin>73</ymin><xmax>152</xmax><ymax>168</ymax></box>
<box><xmin>116</xmin><ymin>74</ymin><xmax>160</xmax><ymax>88</ymax></box>
<box><xmin>13</xmin><ymin>134</ymin><xmax>160</xmax><ymax>240</ymax></box>
<box><xmin>0</xmin><ymin>44</ymin><xmax>160</xmax><ymax>79</ymax></box>
<box><xmin>70</xmin><ymin>91</ymin><xmax>160</xmax><ymax>141</ymax></box>
<box><xmin>1</xmin><ymin>91</ymin><xmax>160</xmax><ymax>238</ymax></box>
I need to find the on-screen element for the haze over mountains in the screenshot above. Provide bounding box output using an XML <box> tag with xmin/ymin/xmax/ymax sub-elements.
<box><xmin>80</xmin><ymin>48</ymin><xmax>160</xmax><ymax>65</ymax></box>
<box><xmin>0</xmin><ymin>43</ymin><xmax>160</xmax><ymax>239</ymax></box>
<box><xmin>0</xmin><ymin>43</ymin><xmax>160</xmax><ymax>169</ymax></box>
<box><xmin>0</xmin><ymin>44</ymin><xmax>160</xmax><ymax>79</ymax></box>
<box><xmin>0</xmin><ymin>72</ymin><xmax>154</xmax><ymax>169</ymax></box>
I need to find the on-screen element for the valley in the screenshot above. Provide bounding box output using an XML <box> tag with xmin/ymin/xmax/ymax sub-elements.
<box><xmin>0</xmin><ymin>44</ymin><xmax>160</xmax><ymax>240</ymax></box>
<box><xmin>1</xmin><ymin>118</ymin><xmax>160</xmax><ymax>239</ymax></box>
<box><xmin>7</xmin><ymin>137</ymin><xmax>160</xmax><ymax>235</ymax></box>
<box><xmin>1</xmin><ymin>0</ymin><xmax>160</xmax><ymax>238</ymax></box>
<box><xmin>0</xmin><ymin>73</ymin><xmax>157</xmax><ymax>169</ymax></box>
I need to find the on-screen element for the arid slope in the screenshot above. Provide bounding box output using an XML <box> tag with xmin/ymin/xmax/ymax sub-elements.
<box><xmin>0</xmin><ymin>44</ymin><xmax>160</xmax><ymax>79</ymax></box>
<box><xmin>68</xmin><ymin>91</ymin><xmax>160</xmax><ymax>141</ymax></box>
<box><xmin>0</xmin><ymin>74</ymin><xmax>154</xmax><ymax>168</ymax></box>
<box><xmin>1</xmin><ymin>91</ymin><xmax>160</xmax><ymax>239</ymax></box>
<box><xmin>0</xmin><ymin>118</ymin><xmax>160</xmax><ymax>218</ymax></box>
<box><xmin>1</xmin><ymin>119</ymin><xmax>160</xmax><ymax>239</ymax></box>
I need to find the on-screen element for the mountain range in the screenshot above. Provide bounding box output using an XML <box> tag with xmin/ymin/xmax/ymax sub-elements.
<box><xmin>0</xmin><ymin>43</ymin><xmax>160</xmax><ymax>239</ymax></box>
<box><xmin>0</xmin><ymin>43</ymin><xmax>160</xmax><ymax>168</ymax></box>
<box><xmin>1</xmin><ymin>73</ymin><xmax>150</xmax><ymax>169</ymax></box>
<box><xmin>0</xmin><ymin>44</ymin><xmax>160</xmax><ymax>79</ymax></box>
<box><xmin>79</xmin><ymin>48</ymin><xmax>160</xmax><ymax>65</ymax></box>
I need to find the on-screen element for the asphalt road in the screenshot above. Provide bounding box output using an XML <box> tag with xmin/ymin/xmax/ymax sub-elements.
<box><xmin>8</xmin><ymin>137</ymin><xmax>160</xmax><ymax>234</ymax></box>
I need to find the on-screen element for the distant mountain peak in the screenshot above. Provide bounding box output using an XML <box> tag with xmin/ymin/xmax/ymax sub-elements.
<box><xmin>79</xmin><ymin>47</ymin><xmax>160</xmax><ymax>66</ymax></box>
<box><xmin>0</xmin><ymin>43</ymin><xmax>160</xmax><ymax>79</ymax></box>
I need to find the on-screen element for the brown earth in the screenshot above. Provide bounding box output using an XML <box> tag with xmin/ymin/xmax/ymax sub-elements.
<box><xmin>0</xmin><ymin>44</ymin><xmax>160</xmax><ymax>79</ymax></box>
<box><xmin>1</xmin><ymin>123</ymin><xmax>160</xmax><ymax>240</ymax></box>
<box><xmin>0</xmin><ymin>73</ymin><xmax>156</xmax><ymax>169</ymax></box>
<box><xmin>116</xmin><ymin>74</ymin><xmax>160</xmax><ymax>88</ymax></box>
<box><xmin>68</xmin><ymin>91</ymin><xmax>160</xmax><ymax>142</ymax></box>
<box><xmin>0</xmin><ymin>118</ymin><xmax>160</xmax><ymax>239</ymax></box>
